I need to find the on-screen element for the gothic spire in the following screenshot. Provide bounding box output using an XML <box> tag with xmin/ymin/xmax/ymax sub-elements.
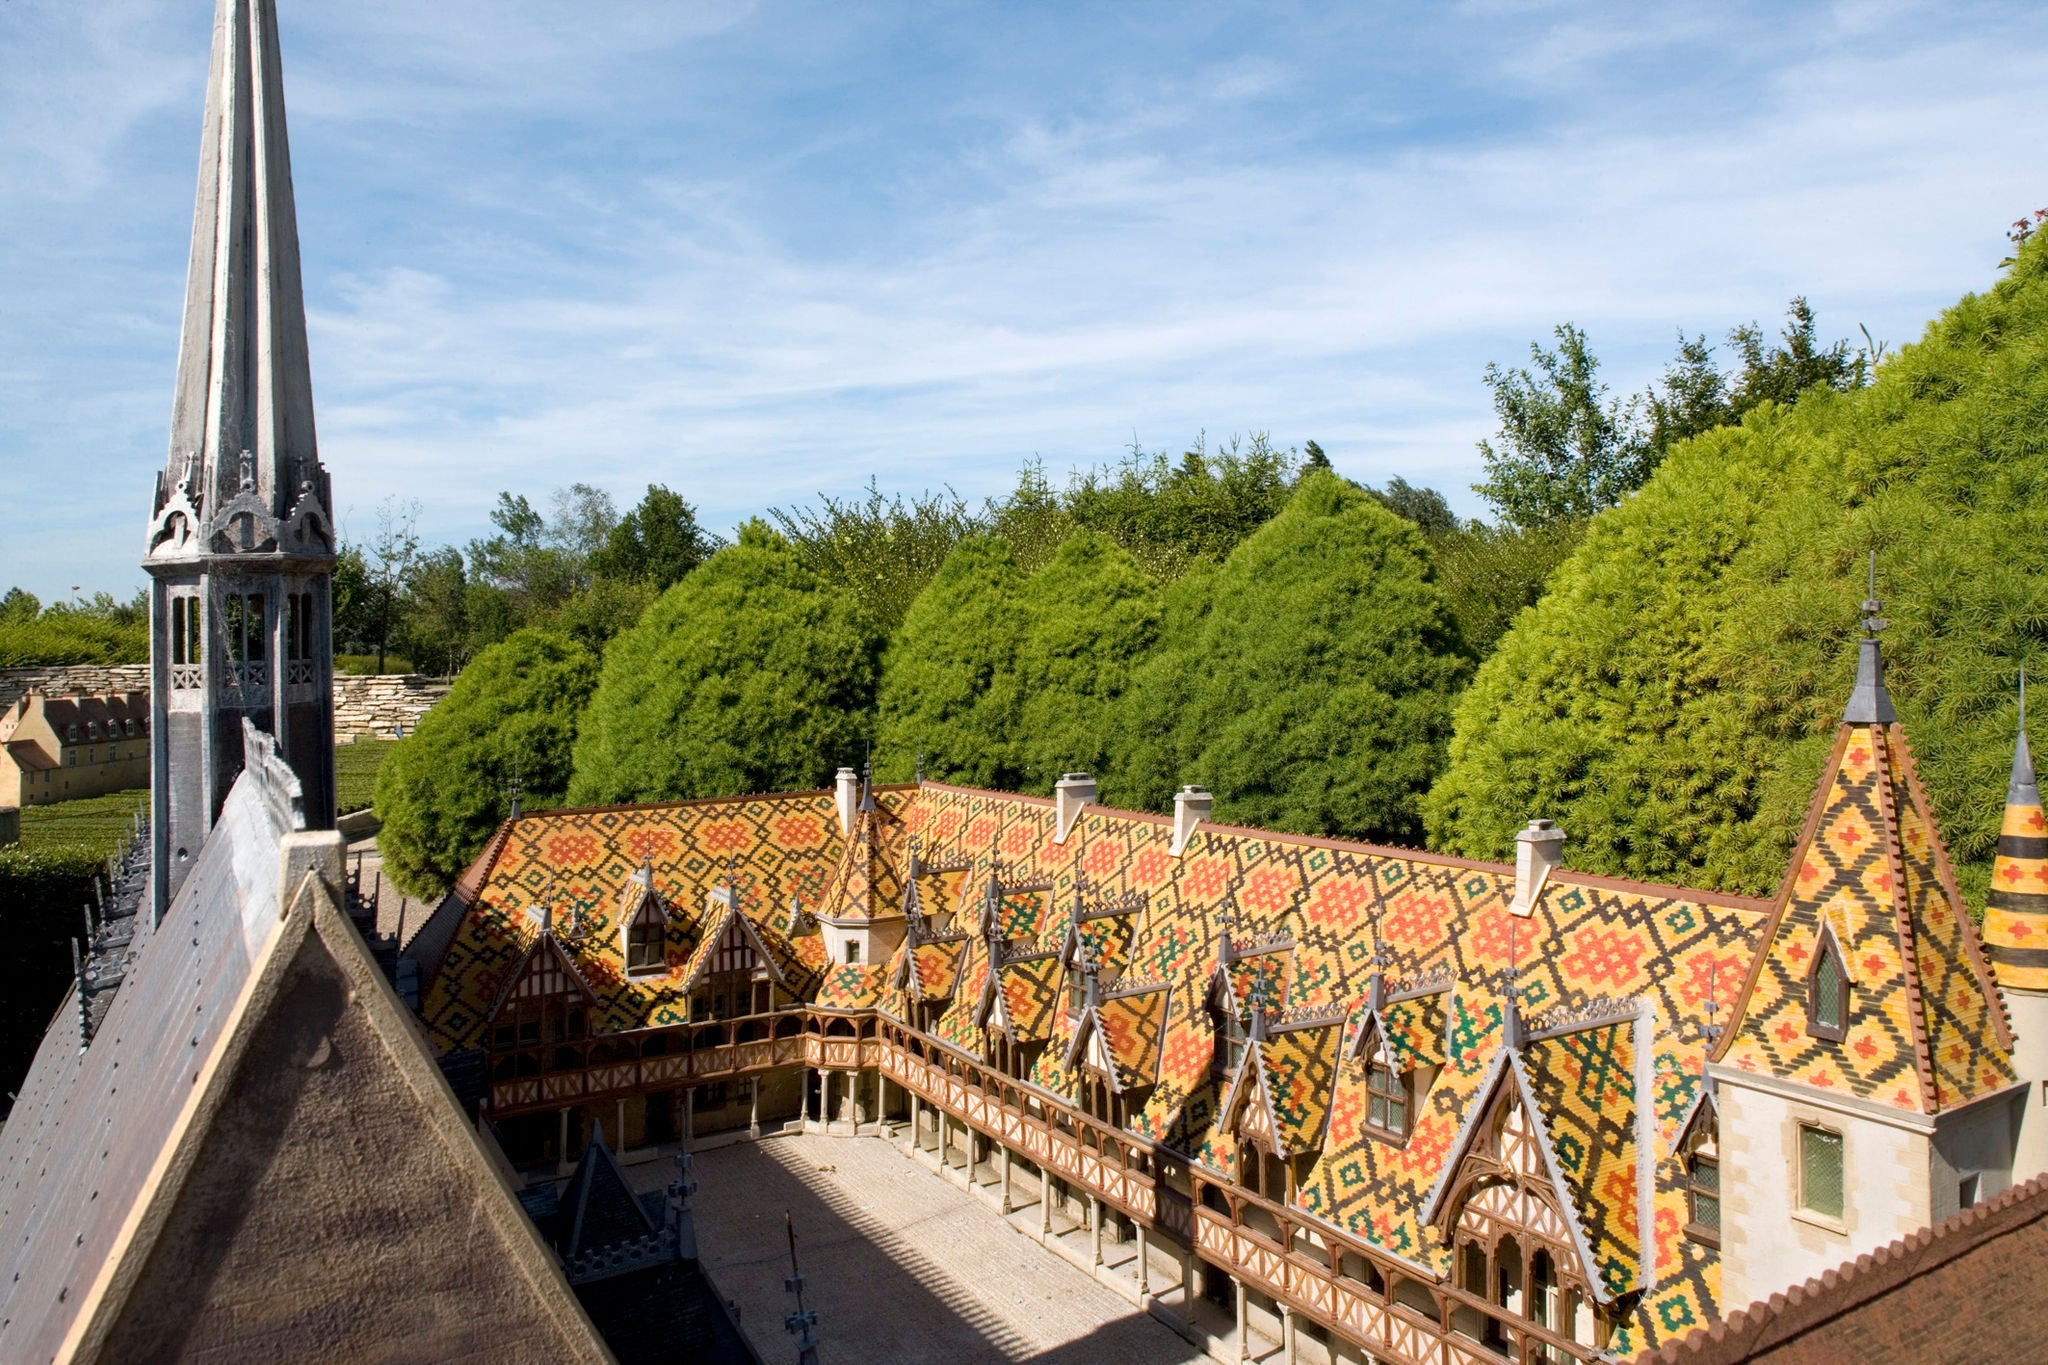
<box><xmin>154</xmin><ymin>0</ymin><xmax>327</xmax><ymax>551</ymax></box>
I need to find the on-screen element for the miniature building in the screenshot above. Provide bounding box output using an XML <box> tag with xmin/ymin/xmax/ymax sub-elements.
<box><xmin>0</xmin><ymin>692</ymin><xmax>149</xmax><ymax>806</ymax></box>
<box><xmin>408</xmin><ymin>603</ymin><xmax>2040</xmax><ymax>1360</ymax></box>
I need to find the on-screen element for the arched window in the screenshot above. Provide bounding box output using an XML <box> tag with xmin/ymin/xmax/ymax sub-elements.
<box><xmin>1808</xmin><ymin>928</ymin><xmax>1849</xmax><ymax>1041</ymax></box>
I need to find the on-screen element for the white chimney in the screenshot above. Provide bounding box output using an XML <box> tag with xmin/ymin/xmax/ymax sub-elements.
<box><xmin>835</xmin><ymin>766</ymin><xmax>859</xmax><ymax>836</ymax></box>
<box><xmin>1511</xmin><ymin>819</ymin><xmax>1565</xmax><ymax>918</ymax></box>
<box><xmin>1170</xmin><ymin>785</ymin><xmax>1212</xmax><ymax>857</ymax></box>
<box><xmin>1054</xmin><ymin>772</ymin><xmax>1095</xmax><ymax>845</ymax></box>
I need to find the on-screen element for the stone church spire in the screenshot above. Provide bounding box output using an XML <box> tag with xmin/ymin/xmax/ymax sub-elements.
<box><xmin>146</xmin><ymin>0</ymin><xmax>336</xmax><ymax>920</ymax></box>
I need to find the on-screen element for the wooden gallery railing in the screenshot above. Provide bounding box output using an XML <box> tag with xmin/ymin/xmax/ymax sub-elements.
<box><xmin>481</xmin><ymin>1007</ymin><xmax>1602</xmax><ymax>1365</ymax></box>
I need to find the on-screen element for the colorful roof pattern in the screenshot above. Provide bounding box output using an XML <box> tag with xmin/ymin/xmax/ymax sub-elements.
<box><xmin>418</xmin><ymin>652</ymin><xmax>2019</xmax><ymax>1353</ymax></box>
<box><xmin>907</xmin><ymin>936</ymin><xmax>971</xmax><ymax>1001</ymax></box>
<box><xmin>1083</xmin><ymin>980</ymin><xmax>1173</xmax><ymax>1092</ymax></box>
<box><xmin>1720</xmin><ymin>724</ymin><xmax>2014</xmax><ymax>1113</ymax></box>
<box><xmin>993</xmin><ymin>952</ymin><xmax>1064</xmax><ymax>1042</ymax></box>
<box><xmin>1984</xmin><ymin>714</ymin><xmax>2048</xmax><ymax>991</ymax></box>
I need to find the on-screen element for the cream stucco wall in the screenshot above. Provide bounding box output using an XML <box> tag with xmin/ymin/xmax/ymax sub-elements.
<box><xmin>2004</xmin><ymin>987</ymin><xmax>2048</xmax><ymax>1185</ymax></box>
<box><xmin>1715</xmin><ymin>1071</ymin><xmax>1935</xmax><ymax>1311</ymax></box>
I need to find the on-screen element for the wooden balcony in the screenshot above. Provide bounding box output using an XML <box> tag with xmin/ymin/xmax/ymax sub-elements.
<box><xmin>477</xmin><ymin>1006</ymin><xmax>1604</xmax><ymax>1364</ymax></box>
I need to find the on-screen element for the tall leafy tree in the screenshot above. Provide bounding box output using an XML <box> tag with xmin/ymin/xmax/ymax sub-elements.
<box><xmin>1426</xmin><ymin>235</ymin><xmax>2048</xmax><ymax>903</ymax></box>
<box><xmin>1474</xmin><ymin>324</ymin><xmax>1649</xmax><ymax>529</ymax></box>
<box><xmin>1011</xmin><ymin>532</ymin><xmax>1162</xmax><ymax>791</ymax></box>
<box><xmin>770</xmin><ymin>479</ymin><xmax>978</xmax><ymax>638</ymax></box>
<box><xmin>875</xmin><ymin>536</ymin><xmax>1030</xmax><ymax>788</ymax></box>
<box><xmin>592</xmin><ymin>483</ymin><xmax>717</xmax><ymax>589</ymax></box>
<box><xmin>373</xmin><ymin>629</ymin><xmax>599</xmax><ymax>897</ymax></box>
<box><xmin>568</xmin><ymin>523</ymin><xmax>882</xmax><ymax>805</ymax></box>
<box><xmin>1116</xmin><ymin>471</ymin><xmax>1472</xmax><ymax>843</ymax></box>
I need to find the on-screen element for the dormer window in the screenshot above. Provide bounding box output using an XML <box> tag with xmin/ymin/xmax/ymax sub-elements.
<box><xmin>1808</xmin><ymin>929</ymin><xmax>1849</xmax><ymax>1041</ymax></box>
<box><xmin>67</xmin><ymin>724</ymin><xmax>79</xmax><ymax>743</ymax></box>
<box><xmin>845</xmin><ymin>941</ymin><xmax>862</xmax><ymax>966</ymax></box>
<box><xmin>1365</xmin><ymin>1051</ymin><xmax>1412</xmax><ymax>1140</ymax></box>
<box><xmin>87</xmin><ymin>722</ymin><xmax>100</xmax><ymax>740</ymax></box>
<box><xmin>1679</xmin><ymin>1113</ymin><xmax>1712</xmax><ymax>1244</ymax></box>
<box><xmin>1211</xmin><ymin>1002</ymin><xmax>1247</xmax><ymax>1078</ymax></box>
<box><xmin>623</xmin><ymin>891</ymin><xmax>667</xmax><ymax>976</ymax></box>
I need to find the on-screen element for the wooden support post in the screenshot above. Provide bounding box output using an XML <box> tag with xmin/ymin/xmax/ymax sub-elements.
<box><xmin>1235</xmin><ymin>1276</ymin><xmax>1249</xmax><ymax>1364</ymax></box>
<box><xmin>1041</xmin><ymin>1175</ymin><xmax>1055</xmax><ymax>1239</ymax></box>
<box><xmin>908</xmin><ymin>1092</ymin><xmax>922</xmax><ymax>1155</ymax></box>
<box><xmin>1001</xmin><ymin>1144</ymin><xmax>1014</xmax><ymax>1213</ymax></box>
<box><xmin>748</xmin><ymin>1074</ymin><xmax>761</xmax><ymax>1139</ymax></box>
<box><xmin>1183</xmin><ymin>1249</ymin><xmax>1196</xmax><ymax>1326</ymax></box>
<box><xmin>683</xmin><ymin>1087</ymin><xmax>695</xmax><ymax>1152</ymax></box>
<box><xmin>1282</xmin><ymin>1304</ymin><xmax>1297</xmax><ymax>1364</ymax></box>
<box><xmin>1136</xmin><ymin>1223</ymin><xmax>1151</xmax><ymax>1299</ymax></box>
<box><xmin>1090</xmin><ymin>1195</ymin><xmax>1103</xmax><ymax>1266</ymax></box>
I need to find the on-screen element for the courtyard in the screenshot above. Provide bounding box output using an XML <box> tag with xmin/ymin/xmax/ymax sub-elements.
<box><xmin>684</xmin><ymin>1131</ymin><xmax>1215</xmax><ymax>1364</ymax></box>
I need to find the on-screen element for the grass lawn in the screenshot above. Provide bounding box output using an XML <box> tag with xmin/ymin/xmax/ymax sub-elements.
<box><xmin>336</xmin><ymin>738</ymin><xmax>397</xmax><ymax>815</ymax></box>
<box><xmin>17</xmin><ymin>787</ymin><xmax>149</xmax><ymax>859</ymax></box>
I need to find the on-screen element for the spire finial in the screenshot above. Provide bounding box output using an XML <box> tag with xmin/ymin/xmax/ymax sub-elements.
<box><xmin>2012</xmin><ymin>668</ymin><xmax>2041</xmax><ymax>809</ymax></box>
<box><xmin>1842</xmin><ymin>550</ymin><xmax>1896</xmax><ymax>724</ymax></box>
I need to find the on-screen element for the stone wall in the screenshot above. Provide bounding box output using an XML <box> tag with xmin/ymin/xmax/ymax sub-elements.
<box><xmin>332</xmin><ymin>674</ymin><xmax>452</xmax><ymax>739</ymax></box>
<box><xmin>0</xmin><ymin>666</ymin><xmax>449</xmax><ymax>739</ymax></box>
<box><xmin>0</xmin><ymin>665</ymin><xmax>152</xmax><ymax>712</ymax></box>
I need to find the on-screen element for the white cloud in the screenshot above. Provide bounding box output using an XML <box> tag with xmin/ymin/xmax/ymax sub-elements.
<box><xmin>3</xmin><ymin>1</ymin><xmax>2044</xmax><ymax>597</ymax></box>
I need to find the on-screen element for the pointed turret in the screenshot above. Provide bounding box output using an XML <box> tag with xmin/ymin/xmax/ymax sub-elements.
<box><xmin>146</xmin><ymin>0</ymin><xmax>337</xmax><ymax>920</ymax></box>
<box><xmin>1984</xmin><ymin>677</ymin><xmax>2048</xmax><ymax>1183</ymax></box>
<box><xmin>1985</xmin><ymin>683</ymin><xmax>2048</xmax><ymax>990</ymax></box>
<box><xmin>1713</xmin><ymin>578</ymin><xmax>2020</xmax><ymax>1308</ymax></box>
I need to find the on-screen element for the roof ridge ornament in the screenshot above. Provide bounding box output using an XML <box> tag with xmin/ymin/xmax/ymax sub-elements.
<box><xmin>1842</xmin><ymin>550</ymin><xmax>1897</xmax><ymax>724</ymax></box>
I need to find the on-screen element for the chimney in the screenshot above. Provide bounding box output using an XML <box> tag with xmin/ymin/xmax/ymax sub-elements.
<box><xmin>1170</xmin><ymin>785</ymin><xmax>1212</xmax><ymax>857</ymax></box>
<box><xmin>1054</xmin><ymin>772</ymin><xmax>1095</xmax><ymax>845</ymax></box>
<box><xmin>1510</xmin><ymin>819</ymin><xmax>1564</xmax><ymax>918</ymax></box>
<box><xmin>835</xmin><ymin>766</ymin><xmax>859</xmax><ymax>836</ymax></box>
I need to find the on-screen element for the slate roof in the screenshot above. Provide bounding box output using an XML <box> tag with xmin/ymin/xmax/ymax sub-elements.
<box><xmin>0</xmin><ymin>726</ymin><xmax>611</xmax><ymax>1362</ymax></box>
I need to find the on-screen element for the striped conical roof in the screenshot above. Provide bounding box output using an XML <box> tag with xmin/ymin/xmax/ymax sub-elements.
<box><xmin>1985</xmin><ymin>702</ymin><xmax>2048</xmax><ymax>991</ymax></box>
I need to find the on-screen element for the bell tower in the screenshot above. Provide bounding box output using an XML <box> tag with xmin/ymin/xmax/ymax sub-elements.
<box><xmin>146</xmin><ymin>0</ymin><xmax>336</xmax><ymax>919</ymax></box>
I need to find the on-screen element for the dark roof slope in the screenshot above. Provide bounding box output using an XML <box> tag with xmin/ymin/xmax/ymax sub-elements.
<box><xmin>1642</xmin><ymin>1172</ymin><xmax>2048</xmax><ymax>1364</ymax></box>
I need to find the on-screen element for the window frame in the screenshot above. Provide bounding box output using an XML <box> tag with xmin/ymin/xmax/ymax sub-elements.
<box><xmin>1364</xmin><ymin>1049</ymin><xmax>1413</xmax><ymax>1142</ymax></box>
<box><xmin>1807</xmin><ymin>930</ymin><xmax>1850</xmax><ymax>1041</ymax></box>
<box><xmin>1681</xmin><ymin>1122</ymin><xmax>1720</xmax><ymax>1246</ymax></box>
<box><xmin>1797</xmin><ymin>1122</ymin><xmax>1847</xmax><ymax>1223</ymax></box>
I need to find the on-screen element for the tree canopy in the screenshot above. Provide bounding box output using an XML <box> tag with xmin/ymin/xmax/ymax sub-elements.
<box><xmin>373</xmin><ymin>628</ymin><xmax>599</xmax><ymax>898</ymax></box>
<box><xmin>1427</xmin><ymin>236</ymin><xmax>2048</xmax><ymax>903</ymax></box>
<box><xmin>874</xmin><ymin>535</ymin><xmax>1030</xmax><ymax>788</ymax></box>
<box><xmin>1114</xmin><ymin>470</ymin><xmax>1472</xmax><ymax>844</ymax></box>
<box><xmin>567</xmin><ymin>523</ymin><xmax>882</xmax><ymax>805</ymax></box>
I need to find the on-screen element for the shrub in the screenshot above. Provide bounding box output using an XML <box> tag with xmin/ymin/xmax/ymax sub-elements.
<box><xmin>374</xmin><ymin>629</ymin><xmax>598</xmax><ymax>898</ymax></box>
<box><xmin>568</xmin><ymin>524</ymin><xmax>882</xmax><ymax>806</ymax></box>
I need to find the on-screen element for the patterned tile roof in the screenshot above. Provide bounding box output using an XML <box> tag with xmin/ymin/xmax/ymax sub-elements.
<box><xmin>418</xmin><ymin>687</ymin><xmax>2016</xmax><ymax>1355</ymax></box>
<box><xmin>1719</xmin><ymin>723</ymin><xmax>2014</xmax><ymax>1113</ymax></box>
<box><xmin>1984</xmin><ymin>716</ymin><xmax>2048</xmax><ymax>991</ymax></box>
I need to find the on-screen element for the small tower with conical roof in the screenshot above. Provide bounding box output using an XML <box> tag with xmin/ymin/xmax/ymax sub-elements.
<box><xmin>145</xmin><ymin>0</ymin><xmax>336</xmax><ymax>919</ymax></box>
<box><xmin>1983</xmin><ymin>675</ymin><xmax>2048</xmax><ymax>1181</ymax></box>
<box><xmin>1712</xmin><ymin>564</ymin><xmax>2020</xmax><ymax>1307</ymax></box>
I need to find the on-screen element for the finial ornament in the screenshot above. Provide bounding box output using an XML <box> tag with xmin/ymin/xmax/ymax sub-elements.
<box><xmin>1842</xmin><ymin>550</ymin><xmax>1897</xmax><ymax>725</ymax></box>
<box><xmin>239</xmin><ymin>450</ymin><xmax>256</xmax><ymax>492</ymax></box>
<box><xmin>1861</xmin><ymin>549</ymin><xmax>1888</xmax><ymax>637</ymax></box>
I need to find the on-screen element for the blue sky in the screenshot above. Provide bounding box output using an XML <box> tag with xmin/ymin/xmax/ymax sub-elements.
<box><xmin>3</xmin><ymin>0</ymin><xmax>2043</xmax><ymax>602</ymax></box>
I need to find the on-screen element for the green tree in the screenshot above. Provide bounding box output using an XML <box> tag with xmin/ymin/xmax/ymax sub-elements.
<box><xmin>1429</xmin><ymin>520</ymin><xmax>1588</xmax><ymax>657</ymax></box>
<box><xmin>568</xmin><ymin>523</ymin><xmax>883</xmax><ymax>805</ymax></box>
<box><xmin>592</xmin><ymin>484</ymin><xmax>717</xmax><ymax>589</ymax></box>
<box><xmin>1011</xmin><ymin>532</ymin><xmax>1162</xmax><ymax>790</ymax></box>
<box><xmin>1116</xmin><ymin>471</ymin><xmax>1472</xmax><ymax>843</ymax></box>
<box><xmin>1425</xmin><ymin>234</ymin><xmax>2048</xmax><ymax>903</ymax></box>
<box><xmin>372</xmin><ymin>629</ymin><xmax>599</xmax><ymax>897</ymax></box>
<box><xmin>1474</xmin><ymin>324</ymin><xmax>1649</xmax><ymax>529</ymax></box>
<box><xmin>1369</xmin><ymin>476</ymin><xmax>1460</xmax><ymax>534</ymax></box>
<box><xmin>875</xmin><ymin>536</ymin><xmax>1030</xmax><ymax>787</ymax></box>
<box><xmin>770</xmin><ymin>480</ymin><xmax>978</xmax><ymax>638</ymax></box>
<box><xmin>1</xmin><ymin>588</ymin><xmax>42</xmax><ymax>623</ymax></box>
